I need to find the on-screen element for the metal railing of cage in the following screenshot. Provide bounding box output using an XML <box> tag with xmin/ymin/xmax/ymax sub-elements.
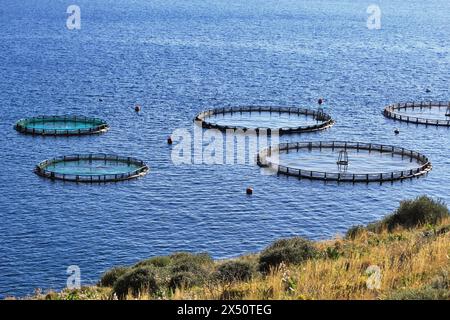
<box><xmin>257</xmin><ymin>141</ymin><xmax>432</xmax><ymax>183</ymax></box>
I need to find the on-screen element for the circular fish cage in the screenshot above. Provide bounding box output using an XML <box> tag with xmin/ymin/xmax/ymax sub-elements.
<box><xmin>35</xmin><ymin>154</ymin><xmax>149</xmax><ymax>183</ymax></box>
<box><xmin>257</xmin><ymin>141</ymin><xmax>432</xmax><ymax>183</ymax></box>
<box><xmin>383</xmin><ymin>102</ymin><xmax>450</xmax><ymax>127</ymax></box>
<box><xmin>14</xmin><ymin>115</ymin><xmax>109</xmax><ymax>136</ymax></box>
<box><xmin>195</xmin><ymin>106</ymin><xmax>334</xmax><ymax>134</ymax></box>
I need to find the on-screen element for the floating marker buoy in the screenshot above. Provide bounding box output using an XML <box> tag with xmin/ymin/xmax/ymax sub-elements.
<box><xmin>135</xmin><ymin>105</ymin><xmax>141</xmax><ymax>112</ymax></box>
<box><xmin>318</xmin><ymin>98</ymin><xmax>324</xmax><ymax>105</ymax></box>
<box><xmin>394</xmin><ymin>129</ymin><xmax>400</xmax><ymax>135</ymax></box>
<box><xmin>167</xmin><ymin>136</ymin><xmax>173</xmax><ymax>145</ymax></box>
<box><xmin>246</xmin><ymin>187</ymin><xmax>253</xmax><ymax>195</ymax></box>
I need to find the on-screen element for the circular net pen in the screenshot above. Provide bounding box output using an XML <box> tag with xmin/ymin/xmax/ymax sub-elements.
<box><xmin>383</xmin><ymin>102</ymin><xmax>450</xmax><ymax>127</ymax></box>
<box><xmin>257</xmin><ymin>141</ymin><xmax>432</xmax><ymax>183</ymax></box>
<box><xmin>14</xmin><ymin>116</ymin><xmax>109</xmax><ymax>136</ymax></box>
<box><xmin>195</xmin><ymin>106</ymin><xmax>334</xmax><ymax>134</ymax></box>
<box><xmin>35</xmin><ymin>154</ymin><xmax>149</xmax><ymax>183</ymax></box>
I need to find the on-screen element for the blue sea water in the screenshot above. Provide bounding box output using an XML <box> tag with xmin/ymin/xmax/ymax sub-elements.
<box><xmin>204</xmin><ymin>111</ymin><xmax>321</xmax><ymax>129</ymax></box>
<box><xmin>47</xmin><ymin>159</ymin><xmax>144</xmax><ymax>176</ymax></box>
<box><xmin>0</xmin><ymin>0</ymin><xmax>449</xmax><ymax>298</ymax></box>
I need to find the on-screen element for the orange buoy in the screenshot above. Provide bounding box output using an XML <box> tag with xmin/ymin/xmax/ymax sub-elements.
<box><xmin>246</xmin><ymin>187</ymin><xmax>253</xmax><ymax>195</ymax></box>
<box><xmin>135</xmin><ymin>104</ymin><xmax>141</xmax><ymax>112</ymax></box>
<box><xmin>167</xmin><ymin>136</ymin><xmax>173</xmax><ymax>145</ymax></box>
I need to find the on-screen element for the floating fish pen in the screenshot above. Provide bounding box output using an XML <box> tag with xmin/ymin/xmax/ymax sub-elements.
<box><xmin>14</xmin><ymin>115</ymin><xmax>109</xmax><ymax>136</ymax></box>
<box><xmin>383</xmin><ymin>102</ymin><xmax>450</xmax><ymax>127</ymax></box>
<box><xmin>257</xmin><ymin>141</ymin><xmax>432</xmax><ymax>183</ymax></box>
<box><xmin>195</xmin><ymin>106</ymin><xmax>334</xmax><ymax>134</ymax></box>
<box><xmin>35</xmin><ymin>154</ymin><xmax>149</xmax><ymax>183</ymax></box>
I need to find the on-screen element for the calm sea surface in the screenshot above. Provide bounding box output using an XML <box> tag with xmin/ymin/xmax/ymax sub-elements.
<box><xmin>0</xmin><ymin>0</ymin><xmax>449</xmax><ymax>297</ymax></box>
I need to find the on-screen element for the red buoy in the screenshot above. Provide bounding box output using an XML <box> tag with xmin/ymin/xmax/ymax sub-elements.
<box><xmin>167</xmin><ymin>136</ymin><xmax>173</xmax><ymax>145</ymax></box>
<box><xmin>246</xmin><ymin>187</ymin><xmax>253</xmax><ymax>195</ymax></box>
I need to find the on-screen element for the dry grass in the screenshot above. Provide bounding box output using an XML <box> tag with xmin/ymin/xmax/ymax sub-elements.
<box><xmin>27</xmin><ymin>218</ymin><xmax>449</xmax><ymax>300</ymax></box>
<box><xmin>171</xmin><ymin>219</ymin><xmax>449</xmax><ymax>300</ymax></box>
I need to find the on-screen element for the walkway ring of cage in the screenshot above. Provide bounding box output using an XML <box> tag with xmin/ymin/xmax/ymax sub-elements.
<box><xmin>35</xmin><ymin>154</ymin><xmax>149</xmax><ymax>183</ymax></box>
<box><xmin>383</xmin><ymin>102</ymin><xmax>450</xmax><ymax>127</ymax></box>
<box><xmin>257</xmin><ymin>141</ymin><xmax>432</xmax><ymax>183</ymax></box>
<box><xmin>194</xmin><ymin>106</ymin><xmax>335</xmax><ymax>134</ymax></box>
<box><xmin>14</xmin><ymin>115</ymin><xmax>110</xmax><ymax>136</ymax></box>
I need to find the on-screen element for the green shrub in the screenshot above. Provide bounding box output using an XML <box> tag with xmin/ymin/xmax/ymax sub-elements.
<box><xmin>168</xmin><ymin>254</ymin><xmax>213</xmax><ymax>290</ymax></box>
<box><xmin>99</xmin><ymin>266</ymin><xmax>129</xmax><ymax>287</ymax></box>
<box><xmin>216</xmin><ymin>261</ymin><xmax>254</xmax><ymax>283</ymax></box>
<box><xmin>169</xmin><ymin>271</ymin><xmax>201</xmax><ymax>290</ymax></box>
<box><xmin>134</xmin><ymin>256</ymin><xmax>171</xmax><ymax>268</ymax></box>
<box><xmin>105</xmin><ymin>252</ymin><xmax>214</xmax><ymax>296</ymax></box>
<box><xmin>371</xmin><ymin>196</ymin><xmax>449</xmax><ymax>232</ymax></box>
<box><xmin>113</xmin><ymin>267</ymin><xmax>159</xmax><ymax>299</ymax></box>
<box><xmin>166</xmin><ymin>253</ymin><xmax>213</xmax><ymax>290</ymax></box>
<box><xmin>169</xmin><ymin>252</ymin><xmax>213</xmax><ymax>266</ymax></box>
<box><xmin>170</xmin><ymin>252</ymin><xmax>213</xmax><ymax>274</ymax></box>
<box><xmin>259</xmin><ymin>237</ymin><xmax>317</xmax><ymax>272</ymax></box>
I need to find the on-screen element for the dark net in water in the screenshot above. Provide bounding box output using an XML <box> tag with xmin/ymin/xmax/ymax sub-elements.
<box><xmin>383</xmin><ymin>102</ymin><xmax>450</xmax><ymax>126</ymax></box>
<box><xmin>257</xmin><ymin>141</ymin><xmax>432</xmax><ymax>183</ymax></box>
<box><xmin>195</xmin><ymin>106</ymin><xmax>334</xmax><ymax>134</ymax></box>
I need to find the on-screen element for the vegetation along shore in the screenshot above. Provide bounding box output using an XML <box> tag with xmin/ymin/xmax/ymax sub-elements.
<box><xmin>15</xmin><ymin>196</ymin><xmax>450</xmax><ymax>300</ymax></box>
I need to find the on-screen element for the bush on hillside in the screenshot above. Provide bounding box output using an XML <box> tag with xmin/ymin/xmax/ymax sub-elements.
<box><xmin>99</xmin><ymin>266</ymin><xmax>129</xmax><ymax>287</ymax></box>
<box><xmin>167</xmin><ymin>253</ymin><xmax>214</xmax><ymax>290</ymax></box>
<box><xmin>169</xmin><ymin>271</ymin><xmax>202</xmax><ymax>290</ymax></box>
<box><xmin>259</xmin><ymin>237</ymin><xmax>317</xmax><ymax>273</ymax></box>
<box><xmin>216</xmin><ymin>261</ymin><xmax>255</xmax><ymax>283</ymax></box>
<box><xmin>169</xmin><ymin>252</ymin><xmax>213</xmax><ymax>267</ymax></box>
<box><xmin>169</xmin><ymin>252</ymin><xmax>213</xmax><ymax>276</ymax></box>
<box><xmin>134</xmin><ymin>256</ymin><xmax>171</xmax><ymax>268</ymax></box>
<box><xmin>113</xmin><ymin>267</ymin><xmax>159</xmax><ymax>299</ymax></box>
<box><xmin>369</xmin><ymin>196</ymin><xmax>449</xmax><ymax>232</ymax></box>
